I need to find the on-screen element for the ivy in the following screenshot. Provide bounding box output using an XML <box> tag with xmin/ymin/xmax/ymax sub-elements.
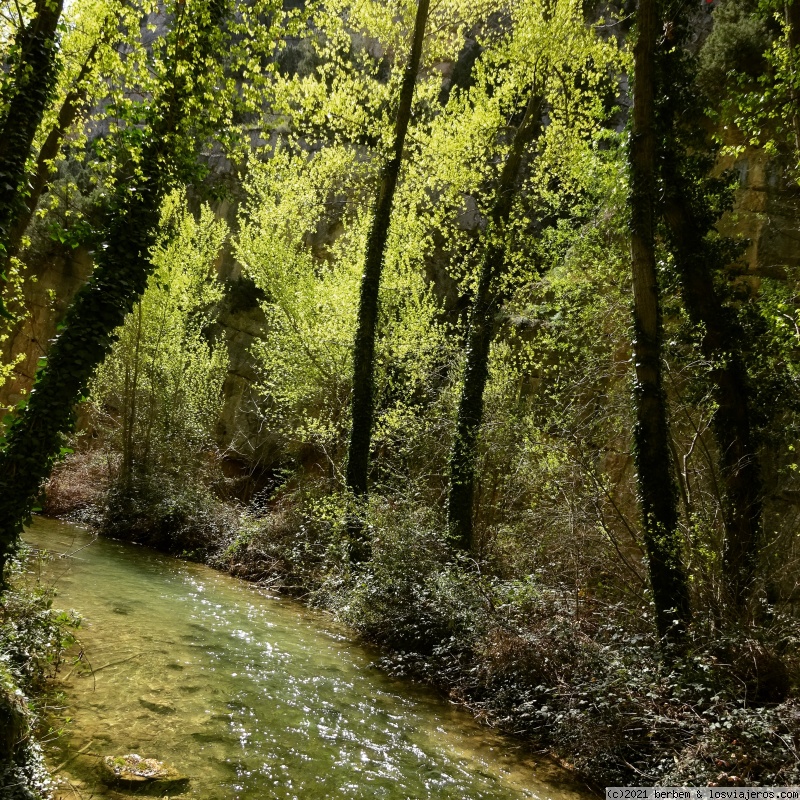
<box><xmin>0</xmin><ymin>0</ymin><xmax>234</xmax><ymax>584</ymax></box>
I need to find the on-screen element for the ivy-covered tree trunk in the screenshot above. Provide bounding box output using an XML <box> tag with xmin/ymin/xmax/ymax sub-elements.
<box><xmin>655</xmin><ymin>9</ymin><xmax>763</xmax><ymax>615</ymax></box>
<box><xmin>628</xmin><ymin>0</ymin><xmax>691</xmax><ymax>643</ymax></box>
<box><xmin>0</xmin><ymin>0</ymin><xmax>228</xmax><ymax>586</ymax></box>
<box><xmin>4</xmin><ymin>37</ymin><xmax>104</xmax><ymax>268</ymax></box>
<box><xmin>345</xmin><ymin>0</ymin><xmax>430</xmax><ymax>498</ymax></box>
<box><xmin>447</xmin><ymin>92</ymin><xmax>543</xmax><ymax>553</ymax></box>
<box><xmin>662</xmin><ymin>192</ymin><xmax>761</xmax><ymax>615</ymax></box>
<box><xmin>0</xmin><ymin>0</ymin><xmax>65</xmax><ymax>313</ymax></box>
<box><xmin>785</xmin><ymin>0</ymin><xmax>800</xmax><ymax>154</ymax></box>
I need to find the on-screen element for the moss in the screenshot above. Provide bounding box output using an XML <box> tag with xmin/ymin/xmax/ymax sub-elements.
<box><xmin>98</xmin><ymin>753</ymin><xmax>190</xmax><ymax>794</ymax></box>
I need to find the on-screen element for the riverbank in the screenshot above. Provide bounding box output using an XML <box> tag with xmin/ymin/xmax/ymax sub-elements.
<box><xmin>0</xmin><ymin>550</ymin><xmax>78</xmax><ymax>799</ymax></box>
<box><xmin>213</xmin><ymin>506</ymin><xmax>800</xmax><ymax>789</ymax></box>
<box><xmin>39</xmin><ymin>464</ymin><xmax>800</xmax><ymax>791</ymax></box>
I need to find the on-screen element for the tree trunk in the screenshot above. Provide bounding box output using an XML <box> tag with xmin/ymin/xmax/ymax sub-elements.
<box><xmin>345</xmin><ymin>0</ymin><xmax>430</xmax><ymax>498</ymax></box>
<box><xmin>662</xmin><ymin>189</ymin><xmax>761</xmax><ymax>616</ymax></box>
<box><xmin>0</xmin><ymin>0</ymin><xmax>64</xmax><ymax>313</ymax></box>
<box><xmin>4</xmin><ymin>36</ymin><xmax>104</xmax><ymax>268</ymax></box>
<box><xmin>628</xmin><ymin>0</ymin><xmax>691</xmax><ymax>643</ymax></box>
<box><xmin>784</xmin><ymin>0</ymin><xmax>800</xmax><ymax>154</ymax></box>
<box><xmin>0</xmin><ymin>0</ymin><xmax>228</xmax><ymax>586</ymax></box>
<box><xmin>447</xmin><ymin>92</ymin><xmax>543</xmax><ymax>552</ymax></box>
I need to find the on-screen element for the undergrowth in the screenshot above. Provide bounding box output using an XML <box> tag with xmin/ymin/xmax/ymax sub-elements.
<box><xmin>0</xmin><ymin>547</ymin><xmax>80</xmax><ymax>799</ymax></box>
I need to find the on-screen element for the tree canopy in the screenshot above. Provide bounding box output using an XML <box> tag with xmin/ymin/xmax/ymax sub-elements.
<box><xmin>4</xmin><ymin>0</ymin><xmax>800</xmax><ymax>788</ymax></box>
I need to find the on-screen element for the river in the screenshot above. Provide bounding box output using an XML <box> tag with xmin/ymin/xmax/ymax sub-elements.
<box><xmin>23</xmin><ymin>517</ymin><xmax>590</xmax><ymax>800</ymax></box>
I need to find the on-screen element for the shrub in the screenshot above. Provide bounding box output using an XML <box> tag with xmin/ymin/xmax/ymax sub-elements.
<box><xmin>101</xmin><ymin>475</ymin><xmax>237</xmax><ymax>560</ymax></box>
<box><xmin>42</xmin><ymin>448</ymin><xmax>111</xmax><ymax>523</ymax></box>
<box><xmin>215</xmin><ymin>500</ymin><xmax>338</xmax><ymax>594</ymax></box>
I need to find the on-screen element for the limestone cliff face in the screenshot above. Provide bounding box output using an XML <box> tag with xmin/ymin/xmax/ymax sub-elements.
<box><xmin>208</xmin><ymin>198</ymin><xmax>282</xmax><ymax>475</ymax></box>
<box><xmin>212</xmin><ymin>273</ymin><xmax>281</xmax><ymax>472</ymax></box>
<box><xmin>1</xmin><ymin>246</ymin><xmax>93</xmax><ymax>412</ymax></box>
<box><xmin>719</xmin><ymin>148</ymin><xmax>800</xmax><ymax>281</ymax></box>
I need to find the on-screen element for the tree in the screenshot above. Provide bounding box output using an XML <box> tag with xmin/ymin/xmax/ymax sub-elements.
<box><xmin>345</xmin><ymin>0</ymin><xmax>431</xmax><ymax>499</ymax></box>
<box><xmin>249</xmin><ymin>0</ymin><xmax>492</xmax><ymax>517</ymax></box>
<box><xmin>445</xmin><ymin>0</ymin><xmax>622</xmax><ymax>552</ymax></box>
<box><xmin>3</xmin><ymin>25</ymin><xmax>106</xmax><ymax>270</ymax></box>
<box><xmin>447</xmin><ymin>91</ymin><xmax>543</xmax><ymax>551</ymax></box>
<box><xmin>0</xmin><ymin>0</ymin><xmax>231</xmax><ymax>585</ymax></box>
<box><xmin>0</xmin><ymin>0</ymin><xmax>152</xmax><ymax>419</ymax></box>
<box><xmin>0</xmin><ymin>0</ymin><xmax>65</xmax><ymax>317</ymax></box>
<box><xmin>627</xmin><ymin>0</ymin><xmax>691</xmax><ymax>642</ymax></box>
<box><xmin>92</xmin><ymin>192</ymin><xmax>229</xmax><ymax>491</ymax></box>
<box><xmin>659</xmin><ymin>7</ymin><xmax>764</xmax><ymax>616</ymax></box>
<box><xmin>662</xmin><ymin>175</ymin><xmax>761</xmax><ymax>616</ymax></box>
<box><xmin>236</xmin><ymin>147</ymin><xmax>367</xmax><ymax>473</ymax></box>
<box><xmin>237</xmin><ymin>143</ymin><xmax>455</xmax><ymax>505</ymax></box>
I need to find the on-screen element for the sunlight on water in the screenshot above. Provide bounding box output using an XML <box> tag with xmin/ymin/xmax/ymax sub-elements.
<box><xmin>24</xmin><ymin>518</ymin><xmax>591</xmax><ymax>800</ymax></box>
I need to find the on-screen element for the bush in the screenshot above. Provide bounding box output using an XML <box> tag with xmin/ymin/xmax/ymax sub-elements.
<box><xmin>101</xmin><ymin>475</ymin><xmax>237</xmax><ymax>560</ymax></box>
<box><xmin>336</xmin><ymin>502</ymin><xmax>488</xmax><ymax>660</ymax></box>
<box><xmin>215</xmin><ymin>499</ymin><xmax>338</xmax><ymax>594</ymax></box>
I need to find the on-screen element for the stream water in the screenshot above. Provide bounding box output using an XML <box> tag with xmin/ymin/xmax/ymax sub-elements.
<box><xmin>24</xmin><ymin>517</ymin><xmax>589</xmax><ymax>800</ymax></box>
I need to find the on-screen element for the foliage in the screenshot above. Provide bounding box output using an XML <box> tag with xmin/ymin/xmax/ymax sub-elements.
<box><xmin>216</xmin><ymin>490</ymin><xmax>344</xmax><ymax>593</ymax></box>
<box><xmin>92</xmin><ymin>191</ymin><xmax>229</xmax><ymax>484</ymax></box>
<box><xmin>0</xmin><ymin>556</ymin><xmax>79</xmax><ymax>693</ymax></box>
<box><xmin>335</xmin><ymin>499</ymin><xmax>489</xmax><ymax>654</ymax></box>
<box><xmin>0</xmin><ymin>0</ymin><xmax>235</xmax><ymax>582</ymax></box>
<box><xmin>0</xmin><ymin>0</ymin><xmax>64</xmax><ymax>322</ymax></box>
<box><xmin>86</xmin><ymin>191</ymin><xmax>231</xmax><ymax>551</ymax></box>
<box><xmin>705</xmin><ymin>0</ymin><xmax>799</xmax><ymax>171</ymax></box>
<box><xmin>236</xmin><ymin>147</ymin><xmax>365</xmax><ymax>461</ymax></box>
<box><xmin>698</xmin><ymin>0</ymin><xmax>770</xmax><ymax>97</ymax></box>
<box><xmin>0</xmin><ymin>546</ymin><xmax>80</xmax><ymax>798</ymax></box>
<box><xmin>103</xmin><ymin>476</ymin><xmax>238</xmax><ymax>558</ymax></box>
<box><xmin>236</xmin><ymin>145</ymin><xmax>455</xmax><ymax>484</ymax></box>
<box><xmin>5</xmin><ymin>0</ymin><xmax>800</xmax><ymax>786</ymax></box>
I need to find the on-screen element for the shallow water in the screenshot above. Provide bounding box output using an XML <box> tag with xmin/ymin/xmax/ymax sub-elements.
<box><xmin>24</xmin><ymin>517</ymin><xmax>590</xmax><ymax>800</ymax></box>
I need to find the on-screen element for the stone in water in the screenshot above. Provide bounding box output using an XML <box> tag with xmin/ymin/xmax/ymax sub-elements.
<box><xmin>99</xmin><ymin>753</ymin><xmax>189</xmax><ymax>793</ymax></box>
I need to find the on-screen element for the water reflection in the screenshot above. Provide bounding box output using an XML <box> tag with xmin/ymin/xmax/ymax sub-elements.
<box><xmin>25</xmin><ymin>518</ymin><xmax>589</xmax><ymax>800</ymax></box>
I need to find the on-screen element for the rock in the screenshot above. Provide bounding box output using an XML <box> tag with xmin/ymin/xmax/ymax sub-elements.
<box><xmin>138</xmin><ymin>695</ymin><xmax>176</xmax><ymax>714</ymax></box>
<box><xmin>99</xmin><ymin>753</ymin><xmax>189</xmax><ymax>793</ymax></box>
